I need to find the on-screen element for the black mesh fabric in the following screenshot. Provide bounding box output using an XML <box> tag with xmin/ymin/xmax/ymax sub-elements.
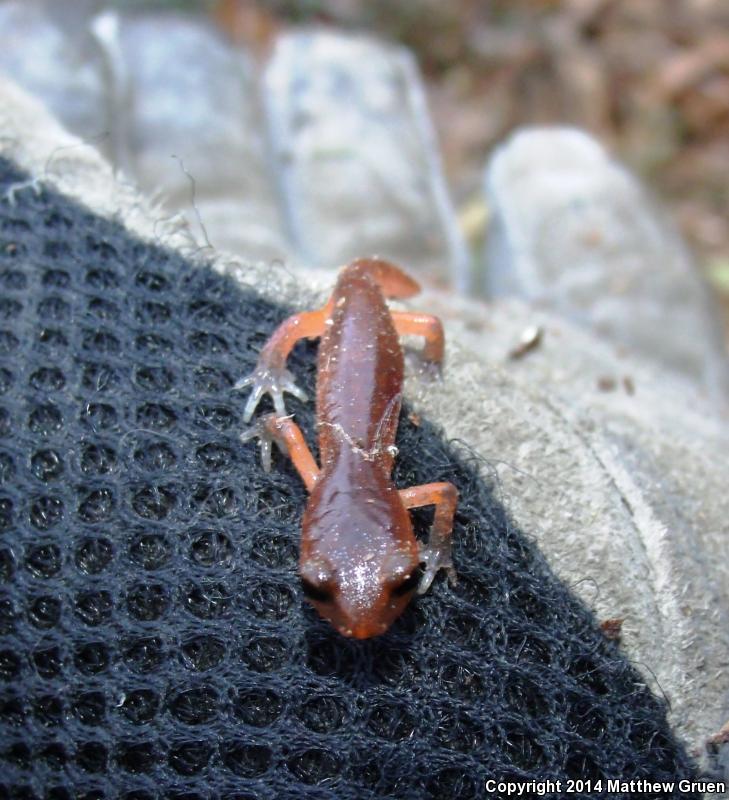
<box><xmin>0</xmin><ymin>156</ymin><xmax>700</xmax><ymax>799</ymax></box>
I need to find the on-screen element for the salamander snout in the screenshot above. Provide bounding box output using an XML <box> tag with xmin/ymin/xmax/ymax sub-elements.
<box><xmin>299</xmin><ymin>553</ymin><xmax>422</xmax><ymax>638</ymax></box>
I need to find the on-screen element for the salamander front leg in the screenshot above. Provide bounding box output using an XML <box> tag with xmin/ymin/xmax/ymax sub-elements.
<box><xmin>399</xmin><ymin>481</ymin><xmax>458</xmax><ymax>593</ymax></box>
<box><xmin>241</xmin><ymin>414</ymin><xmax>320</xmax><ymax>492</ymax></box>
<box><xmin>235</xmin><ymin>300</ymin><xmax>333</xmax><ymax>421</ymax></box>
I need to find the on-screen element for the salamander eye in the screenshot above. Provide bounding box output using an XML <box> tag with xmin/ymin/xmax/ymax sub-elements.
<box><xmin>301</xmin><ymin>578</ymin><xmax>334</xmax><ymax>604</ymax></box>
<box><xmin>391</xmin><ymin>563</ymin><xmax>424</xmax><ymax>598</ymax></box>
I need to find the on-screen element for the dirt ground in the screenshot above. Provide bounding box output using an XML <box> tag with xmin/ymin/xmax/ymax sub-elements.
<box><xmin>213</xmin><ymin>0</ymin><xmax>729</xmax><ymax>327</ymax></box>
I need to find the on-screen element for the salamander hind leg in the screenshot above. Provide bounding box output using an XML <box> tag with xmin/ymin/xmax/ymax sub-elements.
<box><xmin>235</xmin><ymin>303</ymin><xmax>332</xmax><ymax>421</ymax></box>
<box><xmin>391</xmin><ymin>311</ymin><xmax>445</xmax><ymax>365</ymax></box>
<box><xmin>399</xmin><ymin>482</ymin><xmax>458</xmax><ymax>594</ymax></box>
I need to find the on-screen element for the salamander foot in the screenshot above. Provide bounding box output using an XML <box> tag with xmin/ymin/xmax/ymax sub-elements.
<box><xmin>418</xmin><ymin>543</ymin><xmax>457</xmax><ymax>595</ymax></box>
<box><xmin>235</xmin><ymin>364</ymin><xmax>307</xmax><ymax>422</ymax></box>
<box><xmin>239</xmin><ymin>413</ymin><xmax>288</xmax><ymax>472</ymax></box>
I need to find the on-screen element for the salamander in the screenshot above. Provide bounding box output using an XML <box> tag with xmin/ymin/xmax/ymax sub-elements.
<box><xmin>237</xmin><ymin>258</ymin><xmax>457</xmax><ymax>638</ymax></box>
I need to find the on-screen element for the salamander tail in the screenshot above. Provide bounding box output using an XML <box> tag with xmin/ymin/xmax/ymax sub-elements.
<box><xmin>347</xmin><ymin>257</ymin><xmax>421</xmax><ymax>299</ymax></box>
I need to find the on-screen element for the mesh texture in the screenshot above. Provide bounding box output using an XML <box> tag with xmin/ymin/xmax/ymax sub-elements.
<box><xmin>0</xmin><ymin>157</ymin><xmax>698</xmax><ymax>799</ymax></box>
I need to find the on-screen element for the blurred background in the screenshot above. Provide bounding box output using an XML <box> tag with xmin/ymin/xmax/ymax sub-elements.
<box><xmin>1</xmin><ymin>0</ymin><xmax>728</xmax><ymax>394</ymax></box>
<box><xmin>221</xmin><ymin>0</ymin><xmax>729</xmax><ymax>285</ymax></box>
<box><xmin>239</xmin><ymin>0</ymin><xmax>729</xmax><ymax>314</ymax></box>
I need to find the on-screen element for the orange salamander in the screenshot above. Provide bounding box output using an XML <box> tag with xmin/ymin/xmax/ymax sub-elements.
<box><xmin>236</xmin><ymin>258</ymin><xmax>457</xmax><ymax>639</ymax></box>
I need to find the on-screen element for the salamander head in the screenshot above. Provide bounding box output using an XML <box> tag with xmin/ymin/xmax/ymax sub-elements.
<box><xmin>299</xmin><ymin>546</ymin><xmax>422</xmax><ymax>639</ymax></box>
<box><xmin>299</xmin><ymin>470</ymin><xmax>422</xmax><ymax>638</ymax></box>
